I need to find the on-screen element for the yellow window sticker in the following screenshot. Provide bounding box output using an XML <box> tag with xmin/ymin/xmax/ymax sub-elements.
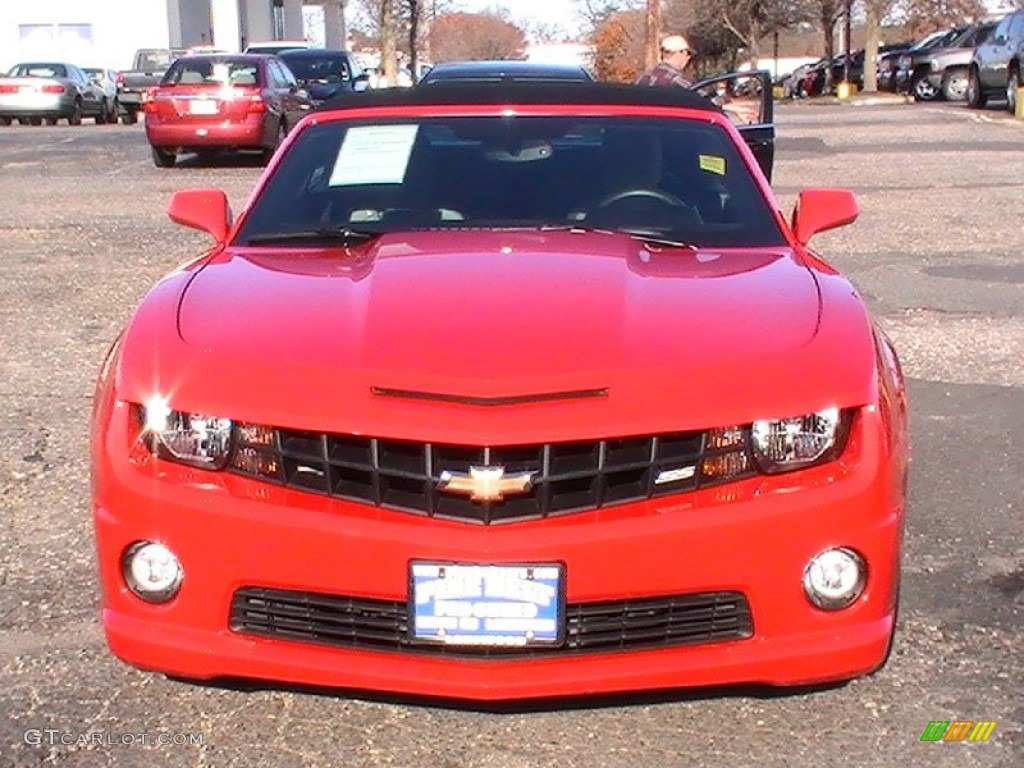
<box><xmin>699</xmin><ymin>155</ymin><xmax>726</xmax><ymax>175</ymax></box>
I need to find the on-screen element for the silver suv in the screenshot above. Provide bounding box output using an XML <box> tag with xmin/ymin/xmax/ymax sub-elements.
<box><xmin>967</xmin><ymin>10</ymin><xmax>1024</xmax><ymax>112</ymax></box>
<box><xmin>903</xmin><ymin>21</ymin><xmax>997</xmax><ymax>101</ymax></box>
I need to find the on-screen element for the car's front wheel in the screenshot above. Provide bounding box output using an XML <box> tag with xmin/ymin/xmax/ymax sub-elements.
<box><xmin>941</xmin><ymin>70</ymin><xmax>969</xmax><ymax>102</ymax></box>
<box><xmin>151</xmin><ymin>146</ymin><xmax>176</xmax><ymax>168</ymax></box>
<box><xmin>0</xmin><ymin>117</ymin><xmax>10</xmax><ymax>126</ymax></box>
<box><xmin>68</xmin><ymin>99</ymin><xmax>83</xmax><ymax>126</ymax></box>
<box><xmin>912</xmin><ymin>73</ymin><xmax>939</xmax><ymax>102</ymax></box>
<box><xmin>122</xmin><ymin>109</ymin><xmax>138</xmax><ymax>126</ymax></box>
<box><xmin>966</xmin><ymin>67</ymin><xmax>986</xmax><ymax>108</ymax></box>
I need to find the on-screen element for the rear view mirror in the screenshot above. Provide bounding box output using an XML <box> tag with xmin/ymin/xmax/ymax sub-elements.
<box><xmin>790</xmin><ymin>188</ymin><xmax>858</xmax><ymax>246</ymax></box>
<box><xmin>168</xmin><ymin>189</ymin><xmax>231</xmax><ymax>243</ymax></box>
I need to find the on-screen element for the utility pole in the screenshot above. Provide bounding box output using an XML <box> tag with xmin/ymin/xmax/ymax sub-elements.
<box><xmin>645</xmin><ymin>0</ymin><xmax>661</xmax><ymax>71</ymax></box>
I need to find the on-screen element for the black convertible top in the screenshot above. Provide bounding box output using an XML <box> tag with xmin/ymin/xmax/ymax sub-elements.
<box><xmin>315</xmin><ymin>81</ymin><xmax>720</xmax><ymax>114</ymax></box>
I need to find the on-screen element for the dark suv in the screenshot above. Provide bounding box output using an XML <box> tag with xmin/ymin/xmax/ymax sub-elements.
<box><xmin>901</xmin><ymin>21</ymin><xmax>997</xmax><ymax>102</ymax></box>
<box><xmin>967</xmin><ymin>10</ymin><xmax>1024</xmax><ymax>112</ymax></box>
<box><xmin>276</xmin><ymin>49</ymin><xmax>369</xmax><ymax>106</ymax></box>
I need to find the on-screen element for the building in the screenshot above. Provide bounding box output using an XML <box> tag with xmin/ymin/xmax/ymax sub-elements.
<box><xmin>0</xmin><ymin>0</ymin><xmax>344</xmax><ymax>71</ymax></box>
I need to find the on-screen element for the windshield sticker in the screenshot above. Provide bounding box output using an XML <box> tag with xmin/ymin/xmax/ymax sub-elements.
<box><xmin>699</xmin><ymin>154</ymin><xmax>726</xmax><ymax>175</ymax></box>
<box><xmin>329</xmin><ymin>124</ymin><xmax>420</xmax><ymax>186</ymax></box>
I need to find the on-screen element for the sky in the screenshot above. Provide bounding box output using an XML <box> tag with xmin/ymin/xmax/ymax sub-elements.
<box><xmin>453</xmin><ymin>0</ymin><xmax>586</xmax><ymax>38</ymax></box>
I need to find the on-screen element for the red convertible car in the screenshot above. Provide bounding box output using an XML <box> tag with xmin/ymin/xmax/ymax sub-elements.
<box><xmin>91</xmin><ymin>82</ymin><xmax>908</xmax><ymax>701</ymax></box>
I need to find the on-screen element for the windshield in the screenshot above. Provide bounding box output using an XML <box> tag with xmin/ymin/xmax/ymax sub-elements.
<box><xmin>912</xmin><ymin>28</ymin><xmax>961</xmax><ymax>52</ymax></box>
<box><xmin>137</xmin><ymin>50</ymin><xmax>186</xmax><ymax>71</ymax></box>
<box><xmin>162</xmin><ymin>58</ymin><xmax>262</xmax><ymax>86</ymax></box>
<box><xmin>10</xmin><ymin>64</ymin><xmax>67</xmax><ymax>78</ymax></box>
<box><xmin>235</xmin><ymin>115</ymin><xmax>785</xmax><ymax>249</ymax></box>
<box><xmin>282</xmin><ymin>54</ymin><xmax>355</xmax><ymax>82</ymax></box>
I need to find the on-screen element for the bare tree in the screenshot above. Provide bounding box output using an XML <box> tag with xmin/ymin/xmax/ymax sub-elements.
<box><xmin>407</xmin><ymin>0</ymin><xmax>420</xmax><ymax>79</ymax></box>
<box><xmin>576</xmin><ymin>0</ymin><xmax>643</xmax><ymax>30</ymax></box>
<box><xmin>662</xmin><ymin>0</ymin><xmax>816</xmax><ymax>73</ymax></box>
<box><xmin>895</xmin><ymin>0</ymin><xmax>988</xmax><ymax>38</ymax></box>
<box><xmin>527</xmin><ymin>21</ymin><xmax>570</xmax><ymax>44</ymax></box>
<box><xmin>381</xmin><ymin>0</ymin><xmax>398</xmax><ymax>84</ymax></box>
<box><xmin>859</xmin><ymin>0</ymin><xmax>899</xmax><ymax>90</ymax></box>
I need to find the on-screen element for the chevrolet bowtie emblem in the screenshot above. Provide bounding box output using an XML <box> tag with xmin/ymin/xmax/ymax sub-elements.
<box><xmin>437</xmin><ymin>466</ymin><xmax>536</xmax><ymax>503</ymax></box>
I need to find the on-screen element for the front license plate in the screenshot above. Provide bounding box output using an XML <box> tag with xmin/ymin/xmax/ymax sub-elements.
<box><xmin>189</xmin><ymin>99</ymin><xmax>218</xmax><ymax>114</ymax></box>
<box><xmin>410</xmin><ymin>562</ymin><xmax>564</xmax><ymax>647</ymax></box>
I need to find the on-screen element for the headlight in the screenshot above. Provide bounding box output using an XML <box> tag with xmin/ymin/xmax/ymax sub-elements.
<box><xmin>141</xmin><ymin>397</ymin><xmax>233</xmax><ymax>469</ymax></box>
<box><xmin>751</xmin><ymin>407</ymin><xmax>848</xmax><ymax>473</ymax></box>
<box><xmin>897</xmin><ymin>55</ymin><xmax>911</xmax><ymax>69</ymax></box>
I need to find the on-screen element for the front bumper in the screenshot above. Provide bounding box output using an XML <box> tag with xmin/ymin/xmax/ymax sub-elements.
<box><xmin>93</xmin><ymin>404</ymin><xmax>903</xmax><ymax>701</ymax></box>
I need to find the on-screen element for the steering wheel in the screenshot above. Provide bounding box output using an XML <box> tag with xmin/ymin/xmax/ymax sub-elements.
<box><xmin>592</xmin><ymin>187</ymin><xmax>690</xmax><ymax>210</ymax></box>
<box><xmin>582</xmin><ymin>187</ymin><xmax>702</xmax><ymax>227</ymax></box>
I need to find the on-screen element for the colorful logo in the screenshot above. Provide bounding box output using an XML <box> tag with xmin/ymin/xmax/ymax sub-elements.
<box><xmin>920</xmin><ymin>721</ymin><xmax>997</xmax><ymax>742</ymax></box>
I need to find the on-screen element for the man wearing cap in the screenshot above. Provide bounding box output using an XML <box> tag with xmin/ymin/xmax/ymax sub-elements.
<box><xmin>637</xmin><ymin>33</ymin><xmax>761</xmax><ymax>125</ymax></box>
<box><xmin>636</xmin><ymin>35</ymin><xmax>694</xmax><ymax>88</ymax></box>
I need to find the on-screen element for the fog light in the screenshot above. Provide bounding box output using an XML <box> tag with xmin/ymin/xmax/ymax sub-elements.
<box><xmin>123</xmin><ymin>541</ymin><xmax>183</xmax><ymax>603</ymax></box>
<box><xmin>803</xmin><ymin>548</ymin><xmax>865</xmax><ymax>610</ymax></box>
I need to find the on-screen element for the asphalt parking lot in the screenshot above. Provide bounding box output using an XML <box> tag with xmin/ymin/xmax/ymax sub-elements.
<box><xmin>0</xmin><ymin>100</ymin><xmax>1021</xmax><ymax>768</ymax></box>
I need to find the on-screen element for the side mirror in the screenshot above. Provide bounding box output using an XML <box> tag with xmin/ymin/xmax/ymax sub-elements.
<box><xmin>790</xmin><ymin>188</ymin><xmax>858</xmax><ymax>246</ymax></box>
<box><xmin>168</xmin><ymin>188</ymin><xmax>231</xmax><ymax>243</ymax></box>
<box><xmin>353</xmin><ymin>73</ymin><xmax>370</xmax><ymax>92</ymax></box>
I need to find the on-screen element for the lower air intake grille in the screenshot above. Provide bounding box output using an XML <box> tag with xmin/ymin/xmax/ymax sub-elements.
<box><xmin>230</xmin><ymin>587</ymin><xmax>753</xmax><ymax>656</ymax></box>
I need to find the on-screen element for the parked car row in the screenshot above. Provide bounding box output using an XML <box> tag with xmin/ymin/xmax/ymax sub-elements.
<box><xmin>0</xmin><ymin>47</ymin><xmax>372</xmax><ymax>168</ymax></box>
<box><xmin>145</xmin><ymin>49</ymin><xmax>369</xmax><ymax>168</ymax></box>
<box><xmin>781</xmin><ymin>43</ymin><xmax>912</xmax><ymax>99</ymax></box>
<box><xmin>881</xmin><ymin>20</ymin><xmax>999</xmax><ymax>103</ymax></box>
<box><xmin>892</xmin><ymin>10</ymin><xmax>1024</xmax><ymax>112</ymax></box>
<box><xmin>0</xmin><ymin>62</ymin><xmax>118</xmax><ymax>125</ymax></box>
<box><xmin>777</xmin><ymin>10</ymin><xmax>1023</xmax><ymax>112</ymax></box>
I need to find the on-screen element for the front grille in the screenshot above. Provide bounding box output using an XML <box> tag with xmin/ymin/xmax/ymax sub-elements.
<box><xmin>229</xmin><ymin>427</ymin><xmax>753</xmax><ymax>524</ymax></box>
<box><xmin>230</xmin><ymin>587</ymin><xmax>754</xmax><ymax>656</ymax></box>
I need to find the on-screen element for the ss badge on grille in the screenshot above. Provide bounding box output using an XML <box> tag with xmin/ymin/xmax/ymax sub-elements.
<box><xmin>437</xmin><ymin>466</ymin><xmax>536</xmax><ymax>503</ymax></box>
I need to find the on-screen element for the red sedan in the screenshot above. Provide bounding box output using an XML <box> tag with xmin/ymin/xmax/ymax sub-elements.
<box><xmin>92</xmin><ymin>81</ymin><xmax>908</xmax><ymax>701</ymax></box>
<box><xmin>144</xmin><ymin>53</ymin><xmax>312</xmax><ymax>167</ymax></box>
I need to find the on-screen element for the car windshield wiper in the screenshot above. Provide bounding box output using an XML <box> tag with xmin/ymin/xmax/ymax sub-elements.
<box><xmin>539</xmin><ymin>225</ymin><xmax>697</xmax><ymax>250</ymax></box>
<box><xmin>242</xmin><ymin>227</ymin><xmax>382</xmax><ymax>246</ymax></box>
<box><xmin>626</xmin><ymin>233</ymin><xmax>698</xmax><ymax>250</ymax></box>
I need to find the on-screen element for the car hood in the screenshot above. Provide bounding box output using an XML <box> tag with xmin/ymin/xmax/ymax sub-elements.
<box><xmin>139</xmin><ymin>230</ymin><xmax>874</xmax><ymax>443</ymax></box>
